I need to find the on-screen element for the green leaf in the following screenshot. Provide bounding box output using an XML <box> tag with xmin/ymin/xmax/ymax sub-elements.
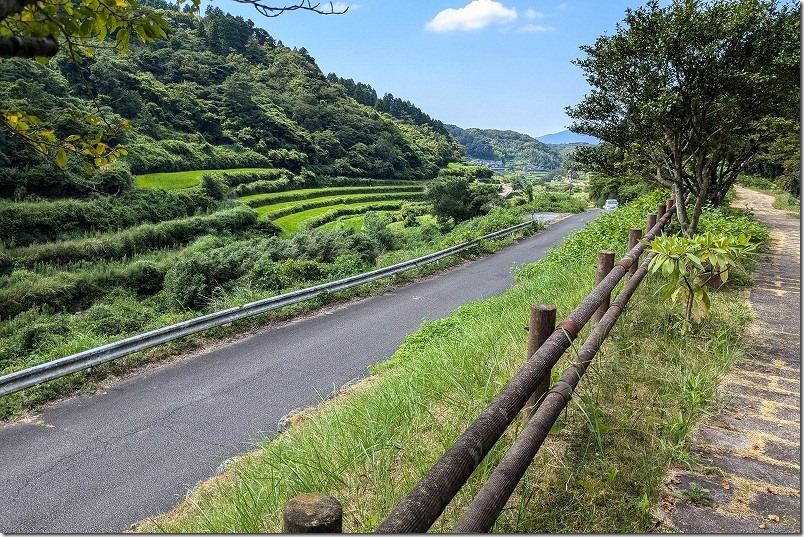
<box><xmin>55</xmin><ymin>148</ymin><xmax>67</xmax><ymax>167</ymax></box>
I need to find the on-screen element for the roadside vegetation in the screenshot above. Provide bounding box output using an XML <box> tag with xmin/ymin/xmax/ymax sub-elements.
<box><xmin>0</xmin><ymin>162</ymin><xmax>581</xmax><ymax>419</ymax></box>
<box><xmin>134</xmin><ymin>190</ymin><xmax>768</xmax><ymax>533</ymax></box>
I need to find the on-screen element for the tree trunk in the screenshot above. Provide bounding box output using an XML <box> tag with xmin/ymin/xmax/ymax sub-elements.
<box><xmin>674</xmin><ymin>182</ymin><xmax>692</xmax><ymax>236</ymax></box>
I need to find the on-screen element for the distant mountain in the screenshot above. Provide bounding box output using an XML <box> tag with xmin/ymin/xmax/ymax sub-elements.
<box><xmin>537</xmin><ymin>130</ymin><xmax>600</xmax><ymax>145</ymax></box>
<box><xmin>444</xmin><ymin>125</ymin><xmax>563</xmax><ymax>169</ymax></box>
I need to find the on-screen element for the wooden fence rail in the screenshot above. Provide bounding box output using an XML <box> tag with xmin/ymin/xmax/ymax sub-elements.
<box><xmin>285</xmin><ymin>203</ymin><xmax>676</xmax><ymax>533</ymax></box>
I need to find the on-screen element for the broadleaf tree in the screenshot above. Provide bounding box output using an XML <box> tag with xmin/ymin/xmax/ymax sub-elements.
<box><xmin>567</xmin><ymin>0</ymin><xmax>800</xmax><ymax>235</ymax></box>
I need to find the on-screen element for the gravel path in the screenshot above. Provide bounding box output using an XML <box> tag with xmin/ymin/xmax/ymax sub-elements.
<box><xmin>657</xmin><ymin>187</ymin><xmax>800</xmax><ymax>533</ymax></box>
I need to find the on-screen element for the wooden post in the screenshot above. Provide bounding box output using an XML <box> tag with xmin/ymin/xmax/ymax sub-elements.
<box><xmin>666</xmin><ymin>198</ymin><xmax>674</xmax><ymax>213</ymax></box>
<box><xmin>523</xmin><ymin>304</ymin><xmax>557</xmax><ymax>421</ymax></box>
<box><xmin>283</xmin><ymin>493</ymin><xmax>343</xmax><ymax>533</ymax></box>
<box><xmin>646</xmin><ymin>213</ymin><xmax>657</xmax><ymax>236</ymax></box>
<box><xmin>657</xmin><ymin>202</ymin><xmax>665</xmax><ymax>220</ymax></box>
<box><xmin>627</xmin><ymin>228</ymin><xmax>643</xmax><ymax>278</ymax></box>
<box><xmin>592</xmin><ymin>251</ymin><xmax>615</xmax><ymax>326</ymax></box>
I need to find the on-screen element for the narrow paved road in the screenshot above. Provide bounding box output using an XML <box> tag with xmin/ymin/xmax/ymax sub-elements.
<box><xmin>0</xmin><ymin>211</ymin><xmax>598</xmax><ymax>533</ymax></box>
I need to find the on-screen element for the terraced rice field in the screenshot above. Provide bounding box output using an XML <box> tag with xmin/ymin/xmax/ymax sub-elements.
<box><xmin>246</xmin><ymin>184</ymin><xmax>427</xmax><ymax>233</ymax></box>
<box><xmin>319</xmin><ymin>216</ymin><xmax>365</xmax><ymax>232</ymax></box>
<box><xmin>240</xmin><ymin>184</ymin><xmax>423</xmax><ymax>206</ymax></box>
<box><xmin>135</xmin><ymin>170</ymin><xmax>427</xmax><ymax>234</ymax></box>
<box><xmin>272</xmin><ymin>201</ymin><xmax>406</xmax><ymax>233</ymax></box>
<box><xmin>135</xmin><ymin>168</ymin><xmax>275</xmax><ymax>190</ymax></box>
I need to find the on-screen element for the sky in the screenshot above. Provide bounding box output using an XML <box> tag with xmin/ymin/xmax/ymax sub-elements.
<box><xmin>209</xmin><ymin>0</ymin><xmax>652</xmax><ymax>138</ymax></box>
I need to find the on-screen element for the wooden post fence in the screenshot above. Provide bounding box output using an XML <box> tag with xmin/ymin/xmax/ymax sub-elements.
<box><xmin>523</xmin><ymin>304</ymin><xmax>557</xmax><ymax>421</ymax></box>
<box><xmin>627</xmin><ymin>228</ymin><xmax>643</xmax><ymax>278</ymax></box>
<box><xmin>283</xmin><ymin>493</ymin><xmax>343</xmax><ymax>533</ymax></box>
<box><xmin>592</xmin><ymin>250</ymin><xmax>615</xmax><ymax>326</ymax></box>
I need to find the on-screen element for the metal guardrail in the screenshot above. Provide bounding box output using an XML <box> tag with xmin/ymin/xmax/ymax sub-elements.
<box><xmin>0</xmin><ymin>220</ymin><xmax>538</xmax><ymax>398</ymax></box>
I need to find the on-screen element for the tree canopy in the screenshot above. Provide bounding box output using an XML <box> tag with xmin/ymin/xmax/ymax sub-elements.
<box><xmin>567</xmin><ymin>0</ymin><xmax>800</xmax><ymax>234</ymax></box>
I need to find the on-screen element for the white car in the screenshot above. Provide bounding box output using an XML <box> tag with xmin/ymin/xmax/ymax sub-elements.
<box><xmin>603</xmin><ymin>199</ymin><xmax>619</xmax><ymax>211</ymax></box>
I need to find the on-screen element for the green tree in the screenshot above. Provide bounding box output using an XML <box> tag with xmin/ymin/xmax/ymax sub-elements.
<box><xmin>426</xmin><ymin>175</ymin><xmax>499</xmax><ymax>223</ymax></box>
<box><xmin>567</xmin><ymin>0</ymin><xmax>799</xmax><ymax>235</ymax></box>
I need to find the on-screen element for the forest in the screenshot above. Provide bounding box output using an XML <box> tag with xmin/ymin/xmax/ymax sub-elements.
<box><xmin>445</xmin><ymin>124</ymin><xmax>564</xmax><ymax>169</ymax></box>
<box><xmin>0</xmin><ymin>0</ymin><xmax>464</xmax><ymax>200</ymax></box>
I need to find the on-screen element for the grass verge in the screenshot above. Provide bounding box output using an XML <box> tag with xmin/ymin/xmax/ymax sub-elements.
<box><xmin>134</xmin><ymin>192</ymin><xmax>765</xmax><ymax>533</ymax></box>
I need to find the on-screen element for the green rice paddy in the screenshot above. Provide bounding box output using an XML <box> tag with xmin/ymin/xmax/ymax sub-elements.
<box><xmin>135</xmin><ymin>168</ymin><xmax>273</xmax><ymax>190</ymax></box>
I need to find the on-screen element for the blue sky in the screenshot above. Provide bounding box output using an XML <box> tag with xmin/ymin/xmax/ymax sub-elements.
<box><xmin>212</xmin><ymin>1</ymin><xmax>650</xmax><ymax>138</ymax></box>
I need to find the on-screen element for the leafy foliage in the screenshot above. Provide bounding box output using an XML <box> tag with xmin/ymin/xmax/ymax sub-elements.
<box><xmin>0</xmin><ymin>2</ymin><xmax>463</xmax><ymax>195</ymax></box>
<box><xmin>647</xmin><ymin>232</ymin><xmax>757</xmax><ymax>327</ymax></box>
<box><xmin>426</xmin><ymin>174</ymin><xmax>499</xmax><ymax>224</ymax></box>
<box><xmin>568</xmin><ymin>0</ymin><xmax>800</xmax><ymax>234</ymax></box>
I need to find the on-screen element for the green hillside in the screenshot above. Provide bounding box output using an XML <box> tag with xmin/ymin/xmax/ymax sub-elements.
<box><xmin>0</xmin><ymin>0</ymin><xmax>462</xmax><ymax>200</ymax></box>
<box><xmin>444</xmin><ymin>124</ymin><xmax>563</xmax><ymax>169</ymax></box>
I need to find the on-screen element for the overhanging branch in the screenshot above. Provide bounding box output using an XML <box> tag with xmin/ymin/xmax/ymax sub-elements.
<box><xmin>0</xmin><ymin>35</ymin><xmax>58</xmax><ymax>57</ymax></box>
<box><xmin>232</xmin><ymin>0</ymin><xmax>348</xmax><ymax>18</ymax></box>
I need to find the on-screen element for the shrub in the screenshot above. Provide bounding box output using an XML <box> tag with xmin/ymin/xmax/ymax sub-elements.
<box><xmin>7</xmin><ymin>206</ymin><xmax>261</xmax><ymax>267</ymax></box>
<box><xmin>201</xmin><ymin>173</ymin><xmax>231</xmax><ymax>200</ymax></box>
<box><xmin>277</xmin><ymin>258</ymin><xmax>324</xmax><ymax>288</ymax></box>
<box><xmin>126</xmin><ymin>260</ymin><xmax>166</xmax><ymax>296</ymax></box>
<box><xmin>248</xmin><ymin>258</ymin><xmax>282</xmax><ymax>292</ymax></box>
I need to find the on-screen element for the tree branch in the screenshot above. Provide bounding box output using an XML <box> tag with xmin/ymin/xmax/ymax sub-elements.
<box><xmin>0</xmin><ymin>35</ymin><xmax>58</xmax><ymax>57</ymax></box>
<box><xmin>232</xmin><ymin>0</ymin><xmax>347</xmax><ymax>18</ymax></box>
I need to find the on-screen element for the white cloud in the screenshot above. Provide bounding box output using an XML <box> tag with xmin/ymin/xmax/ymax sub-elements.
<box><xmin>425</xmin><ymin>0</ymin><xmax>518</xmax><ymax>32</ymax></box>
<box><xmin>518</xmin><ymin>24</ymin><xmax>554</xmax><ymax>32</ymax></box>
<box><xmin>524</xmin><ymin>9</ymin><xmax>544</xmax><ymax>19</ymax></box>
<box><xmin>330</xmin><ymin>2</ymin><xmax>357</xmax><ymax>13</ymax></box>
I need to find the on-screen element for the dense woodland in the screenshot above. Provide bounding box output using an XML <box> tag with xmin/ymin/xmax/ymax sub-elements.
<box><xmin>0</xmin><ymin>0</ymin><xmax>464</xmax><ymax>200</ymax></box>
<box><xmin>444</xmin><ymin>125</ymin><xmax>564</xmax><ymax>169</ymax></box>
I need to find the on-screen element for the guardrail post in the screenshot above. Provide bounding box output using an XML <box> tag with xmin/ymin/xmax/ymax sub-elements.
<box><xmin>627</xmin><ymin>228</ymin><xmax>643</xmax><ymax>278</ymax></box>
<box><xmin>283</xmin><ymin>493</ymin><xmax>343</xmax><ymax>533</ymax></box>
<box><xmin>592</xmin><ymin>251</ymin><xmax>615</xmax><ymax>326</ymax></box>
<box><xmin>646</xmin><ymin>213</ymin><xmax>657</xmax><ymax>236</ymax></box>
<box><xmin>523</xmin><ymin>304</ymin><xmax>557</xmax><ymax>421</ymax></box>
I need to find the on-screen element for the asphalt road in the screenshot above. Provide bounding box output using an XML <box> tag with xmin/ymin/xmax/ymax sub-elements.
<box><xmin>0</xmin><ymin>210</ymin><xmax>599</xmax><ymax>533</ymax></box>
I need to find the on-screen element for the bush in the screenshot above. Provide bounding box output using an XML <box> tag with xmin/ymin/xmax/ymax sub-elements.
<box><xmin>162</xmin><ymin>239</ymin><xmax>264</xmax><ymax>310</ymax></box>
<box><xmin>0</xmin><ymin>188</ymin><xmax>218</xmax><ymax>246</ymax></box>
<box><xmin>277</xmin><ymin>258</ymin><xmax>324</xmax><ymax>288</ymax></box>
<box><xmin>201</xmin><ymin>173</ymin><xmax>231</xmax><ymax>200</ymax></box>
<box><xmin>7</xmin><ymin>206</ymin><xmax>261</xmax><ymax>267</ymax></box>
<box><xmin>248</xmin><ymin>258</ymin><xmax>282</xmax><ymax>292</ymax></box>
<box><xmin>126</xmin><ymin>260</ymin><xmax>165</xmax><ymax>296</ymax></box>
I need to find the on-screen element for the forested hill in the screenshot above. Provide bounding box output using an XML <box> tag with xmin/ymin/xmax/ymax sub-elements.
<box><xmin>444</xmin><ymin>125</ymin><xmax>563</xmax><ymax>169</ymax></box>
<box><xmin>0</xmin><ymin>2</ymin><xmax>463</xmax><ymax>199</ymax></box>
